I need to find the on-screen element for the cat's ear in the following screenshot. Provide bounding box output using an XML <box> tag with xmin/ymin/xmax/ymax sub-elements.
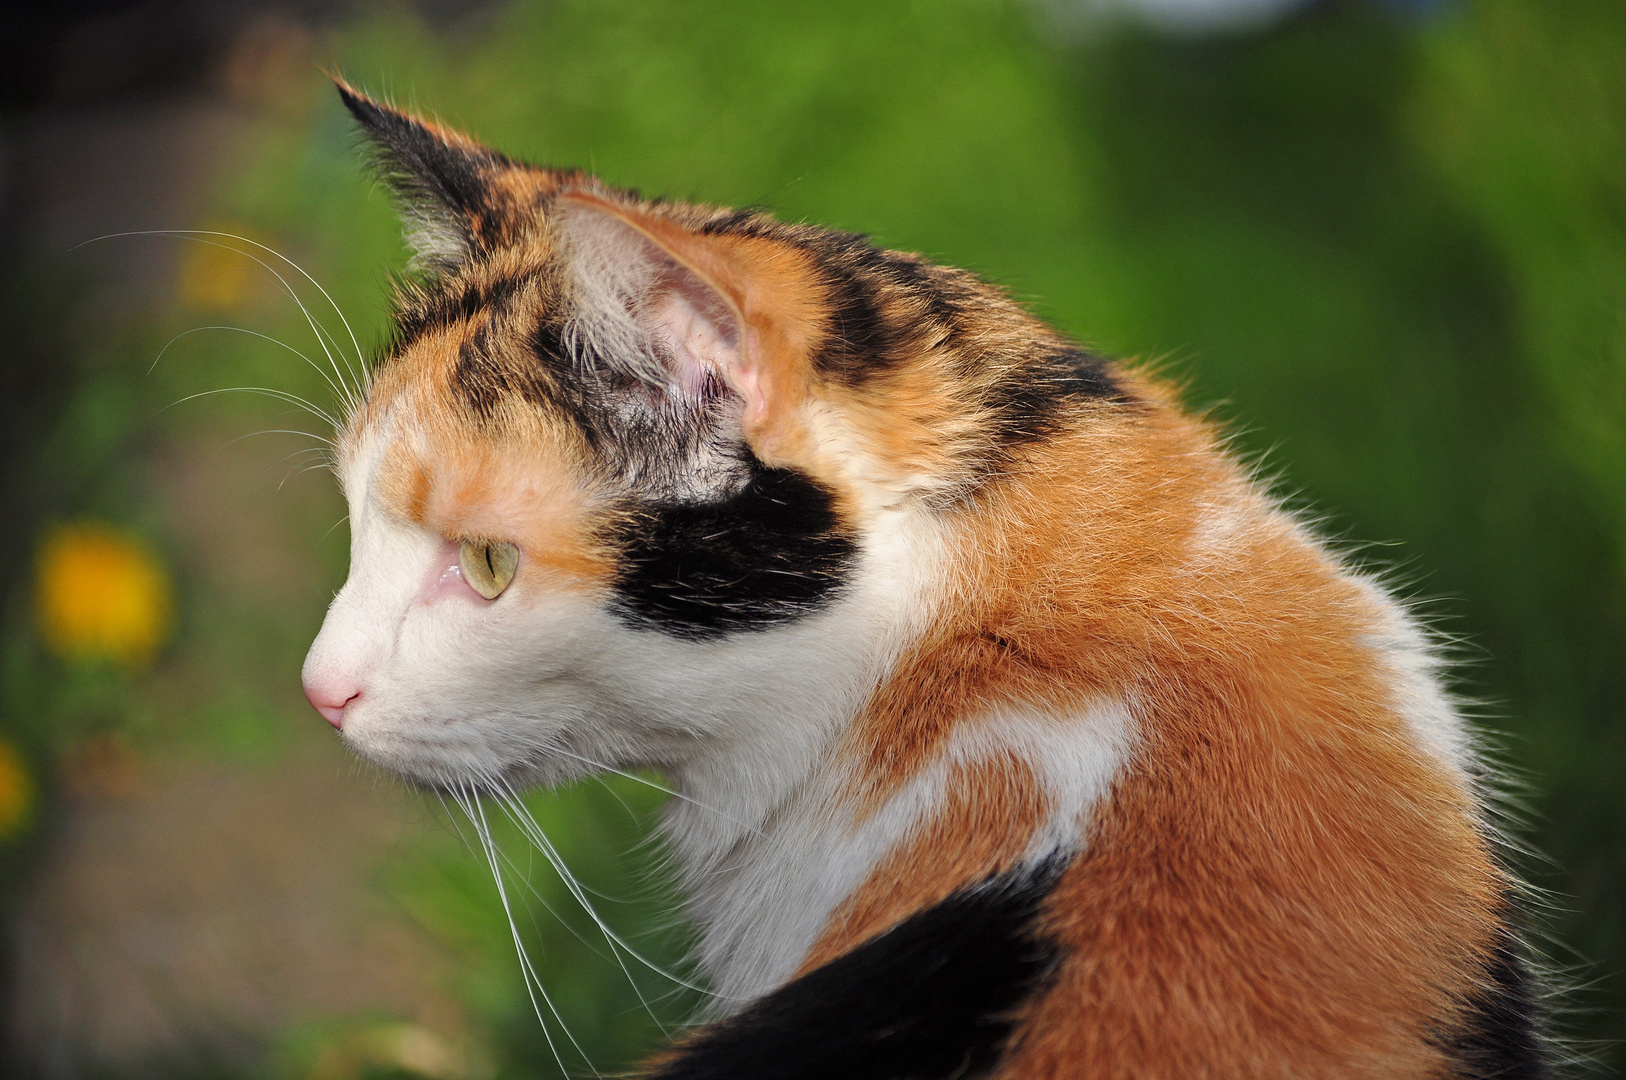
<box><xmin>336</xmin><ymin>80</ymin><xmax>559</xmax><ymax>269</ymax></box>
<box><xmin>559</xmin><ymin>193</ymin><xmax>824</xmax><ymax>454</ymax></box>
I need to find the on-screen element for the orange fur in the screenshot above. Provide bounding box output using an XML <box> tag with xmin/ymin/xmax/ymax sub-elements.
<box><xmin>558</xmin><ymin>192</ymin><xmax>830</xmax><ymax>457</ymax></box>
<box><xmin>822</xmin><ymin>372</ymin><xmax>1506</xmax><ymax>1076</ymax></box>
<box><xmin>368</xmin><ymin>352</ymin><xmax>615</xmax><ymax>592</ymax></box>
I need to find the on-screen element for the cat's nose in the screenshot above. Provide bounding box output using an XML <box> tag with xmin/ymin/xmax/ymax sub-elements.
<box><xmin>303</xmin><ymin>676</ymin><xmax>360</xmax><ymax>730</ymax></box>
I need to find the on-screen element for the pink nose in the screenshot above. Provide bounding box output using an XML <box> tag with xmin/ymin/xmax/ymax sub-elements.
<box><xmin>303</xmin><ymin>677</ymin><xmax>360</xmax><ymax>730</ymax></box>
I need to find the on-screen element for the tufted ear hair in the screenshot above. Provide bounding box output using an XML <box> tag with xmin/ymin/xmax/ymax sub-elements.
<box><xmin>557</xmin><ymin>193</ymin><xmax>827</xmax><ymax>458</ymax></box>
<box><xmin>336</xmin><ymin>80</ymin><xmax>566</xmax><ymax>270</ymax></box>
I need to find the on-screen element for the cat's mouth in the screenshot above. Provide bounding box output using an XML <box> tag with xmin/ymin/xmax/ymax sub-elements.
<box><xmin>337</xmin><ymin>708</ymin><xmax>598</xmax><ymax>794</ymax></box>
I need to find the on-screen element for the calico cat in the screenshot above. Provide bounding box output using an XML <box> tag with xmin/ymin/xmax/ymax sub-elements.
<box><xmin>301</xmin><ymin>81</ymin><xmax>1549</xmax><ymax>1079</ymax></box>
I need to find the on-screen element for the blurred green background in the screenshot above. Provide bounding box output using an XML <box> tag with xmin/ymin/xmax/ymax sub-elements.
<box><xmin>0</xmin><ymin>0</ymin><xmax>1621</xmax><ymax>1076</ymax></box>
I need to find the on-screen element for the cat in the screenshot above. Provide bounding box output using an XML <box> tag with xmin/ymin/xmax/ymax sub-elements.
<box><xmin>300</xmin><ymin>81</ymin><xmax>1549</xmax><ymax>1079</ymax></box>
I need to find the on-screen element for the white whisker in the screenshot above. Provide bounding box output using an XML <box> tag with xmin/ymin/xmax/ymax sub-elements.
<box><xmin>162</xmin><ymin>386</ymin><xmax>340</xmax><ymax>430</ymax></box>
<box><xmin>162</xmin><ymin>383</ymin><xmax>339</xmax><ymax>429</ymax></box>
<box><xmin>79</xmin><ymin>230</ymin><xmax>368</xmax><ymax>419</ymax></box>
<box><xmin>317</xmin><ymin>514</ymin><xmax>350</xmax><ymax>547</ymax></box>
<box><xmin>277</xmin><ymin>450</ymin><xmax>338</xmax><ymax>492</ymax></box>
<box><xmin>492</xmin><ymin>791</ymin><xmax>673</xmax><ymax>1037</ymax></box>
<box><xmin>227</xmin><ymin>430</ymin><xmax>336</xmax><ymax>451</ymax></box>
<box><xmin>454</xmin><ymin>784</ymin><xmax>598</xmax><ymax>1079</ymax></box>
<box><xmin>494</xmin><ymin>778</ymin><xmax>724</xmax><ymax>1004</ymax></box>
<box><xmin>171</xmin><ymin>228</ymin><xmax>370</xmax><ymax>393</ymax></box>
<box><xmin>545</xmin><ymin>746</ymin><xmax>762</xmax><ymax>838</ymax></box>
<box><xmin>487</xmin><ymin>793</ymin><xmax>679</xmax><ymax>1047</ymax></box>
<box><xmin>148</xmin><ymin>324</ymin><xmax>354</xmax><ymax>413</ymax></box>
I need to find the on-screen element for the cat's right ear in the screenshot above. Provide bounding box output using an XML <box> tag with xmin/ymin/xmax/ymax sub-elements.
<box><xmin>336</xmin><ymin>80</ymin><xmax>555</xmax><ymax>270</ymax></box>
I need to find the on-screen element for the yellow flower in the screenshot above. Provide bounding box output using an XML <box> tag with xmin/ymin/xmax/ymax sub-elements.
<box><xmin>36</xmin><ymin>523</ymin><xmax>173</xmax><ymax>665</ymax></box>
<box><xmin>0</xmin><ymin>739</ymin><xmax>33</xmax><ymax>839</ymax></box>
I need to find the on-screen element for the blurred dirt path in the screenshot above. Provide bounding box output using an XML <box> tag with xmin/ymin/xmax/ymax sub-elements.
<box><xmin>9</xmin><ymin>731</ymin><xmax>458</xmax><ymax>1076</ymax></box>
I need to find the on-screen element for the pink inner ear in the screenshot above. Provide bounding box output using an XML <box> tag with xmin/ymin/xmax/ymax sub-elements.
<box><xmin>558</xmin><ymin>194</ymin><xmax>771</xmax><ymax>431</ymax></box>
<box><xmin>648</xmin><ymin>267</ymin><xmax>765</xmax><ymax>422</ymax></box>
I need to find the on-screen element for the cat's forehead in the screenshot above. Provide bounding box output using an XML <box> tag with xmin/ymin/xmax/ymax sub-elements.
<box><xmin>354</xmin><ymin>239</ymin><xmax>578</xmax><ymax>432</ymax></box>
<box><xmin>393</xmin><ymin>242</ymin><xmax>559</xmax><ymax>352</ymax></box>
<box><xmin>341</xmin><ymin>268</ymin><xmax>599</xmax><ymax>542</ymax></box>
<box><xmin>337</xmin><ymin>385</ymin><xmax>608</xmax><ymax>593</ymax></box>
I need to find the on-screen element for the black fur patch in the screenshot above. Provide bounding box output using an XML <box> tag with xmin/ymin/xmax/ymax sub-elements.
<box><xmin>517</xmin><ymin>316</ymin><xmax>607</xmax><ymax>442</ymax></box>
<box><xmin>610</xmin><ymin>465</ymin><xmax>857</xmax><ymax>639</ymax></box>
<box><xmin>1442</xmin><ymin>922</ymin><xmax>1549</xmax><ymax>1079</ymax></box>
<box><xmin>645</xmin><ymin>861</ymin><xmax>1065</xmax><ymax>1080</ymax></box>
<box><xmin>450</xmin><ymin>328</ymin><xmax>500</xmax><ymax>419</ymax></box>
<box><xmin>788</xmin><ymin>228</ymin><xmax>1130</xmax><ymax>453</ymax></box>
<box><xmin>438</xmin><ymin>303</ymin><xmax>603</xmax><ymax>441</ymax></box>
<box><xmin>804</xmin><ymin>236</ymin><xmax>907</xmax><ymax>382</ymax></box>
<box><xmin>983</xmin><ymin>344</ymin><xmax>1129</xmax><ymax>448</ymax></box>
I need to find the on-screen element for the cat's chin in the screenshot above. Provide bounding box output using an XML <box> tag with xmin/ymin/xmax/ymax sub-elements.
<box><xmin>337</xmin><ymin>721</ymin><xmax>593</xmax><ymax>796</ymax></box>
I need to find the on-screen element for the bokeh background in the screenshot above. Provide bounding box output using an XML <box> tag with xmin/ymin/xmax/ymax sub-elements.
<box><xmin>0</xmin><ymin>0</ymin><xmax>1621</xmax><ymax>1076</ymax></box>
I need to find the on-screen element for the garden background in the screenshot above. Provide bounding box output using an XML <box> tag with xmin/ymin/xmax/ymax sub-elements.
<box><xmin>0</xmin><ymin>0</ymin><xmax>1621</xmax><ymax>1076</ymax></box>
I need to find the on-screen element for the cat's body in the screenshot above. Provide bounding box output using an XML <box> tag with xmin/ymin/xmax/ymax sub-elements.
<box><xmin>301</xmin><ymin>83</ymin><xmax>1547</xmax><ymax>1078</ymax></box>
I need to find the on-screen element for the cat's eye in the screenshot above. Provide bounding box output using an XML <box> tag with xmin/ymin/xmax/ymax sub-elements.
<box><xmin>458</xmin><ymin>539</ymin><xmax>520</xmax><ymax>600</ymax></box>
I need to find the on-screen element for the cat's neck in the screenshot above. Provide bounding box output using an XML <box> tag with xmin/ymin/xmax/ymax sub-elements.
<box><xmin>630</xmin><ymin>500</ymin><xmax>944</xmax><ymax>1001</ymax></box>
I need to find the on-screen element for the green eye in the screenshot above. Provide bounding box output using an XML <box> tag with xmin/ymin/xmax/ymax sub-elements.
<box><xmin>458</xmin><ymin>539</ymin><xmax>520</xmax><ymax>600</ymax></box>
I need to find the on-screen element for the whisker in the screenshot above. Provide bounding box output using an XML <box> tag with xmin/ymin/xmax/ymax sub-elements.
<box><xmin>277</xmin><ymin>450</ymin><xmax>338</xmax><ymax>492</ymax></box>
<box><xmin>261</xmin><ymin>444</ymin><xmax>333</xmax><ymax>472</ymax></box>
<box><xmin>482</xmin><ymin>819</ymin><xmax>627</xmax><ymax>968</ymax></box>
<box><xmin>290</xmin><ymin>460</ymin><xmax>337</xmax><ymax>479</ymax></box>
<box><xmin>502</xmin><ymin>806</ymin><xmax>688</xmax><ymax>1044</ymax></box>
<box><xmin>434</xmin><ymin>790</ymin><xmax>480</xmax><ymax>853</ymax></box>
<box><xmin>163</xmin><ymin>386</ymin><xmax>339</xmax><ymax>429</ymax></box>
<box><xmin>166</xmin><ymin>228</ymin><xmax>370</xmax><ymax>394</ymax></box>
<box><xmin>79</xmin><ymin>231</ymin><xmax>365</xmax><ymax>418</ymax></box>
<box><xmin>173</xmin><ymin>238</ymin><xmax>360</xmax><ymax>416</ymax></box>
<box><xmin>454</xmin><ymin>785</ymin><xmax>597</xmax><ymax>1079</ymax></box>
<box><xmin>492</xmin><ymin>791</ymin><xmax>674</xmax><ymax>1037</ymax></box>
<box><xmin>225</xmin><ymin>429</ymin><xmax>336</xmax><ymax>451</ymax></box>
<box><xmin>591</xmin><ymin>774</ymin><xmax>645</xmax><ymax>826</ymax></box>
<box><xmin>148</xmin><ymin>324</ymin><xmax>353</xmax><ymax>415</ymax></box>
<box><xmin>317</xmin><ymin>514</ymin><xmax>350</xmax><ymax>547</ymax></box>
<box><xmin>494</xmin><ymin>779</ymin><xmax>724</xmax><ymax>1004</ymax></box>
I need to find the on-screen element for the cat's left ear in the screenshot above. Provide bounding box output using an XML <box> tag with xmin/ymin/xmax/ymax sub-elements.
<box><xmin>336</xmin><ymin>80</ymin><xmax>560</xmax><ymax>269</ymax></box>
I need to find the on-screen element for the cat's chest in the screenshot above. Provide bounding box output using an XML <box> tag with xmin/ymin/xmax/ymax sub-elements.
<box><xmin>664</xmin><ymin>701</ymin><xmax>1138</xmax><ymax>1006</ymax></box>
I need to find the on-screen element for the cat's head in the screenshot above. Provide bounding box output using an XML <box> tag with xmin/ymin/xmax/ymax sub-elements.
<box><xmin>301</xmin><ymin>84</ymin><xmax>1112</xmax><ymax>792</ymax></box>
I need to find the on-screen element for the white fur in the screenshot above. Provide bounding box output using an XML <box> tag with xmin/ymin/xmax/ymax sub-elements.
<box><xmin>957</xmin><ymin>703</ymin><xmax>1139</xmax><ymax>863</ymax></box>
<box><xmin>306</xmin><ymin>426</ymin><xmax>922</xmax><ymax>785</ymax></box>
<box><xmin>301</xmin><ymin>413</ymin><xmax>939</xmax><ymax>963</ymax></box>
<box><xmin>1350</xmin><ymin>574</ymin><xmax>1475</xmax><ymax>777</ymax></box>
<box><xmin>401</xmin><ymin>211</ymin><xmax>470</xmax><ymax>271</ymax></box>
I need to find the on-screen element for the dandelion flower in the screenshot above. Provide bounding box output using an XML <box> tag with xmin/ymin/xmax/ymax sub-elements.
<box><xmin>37</xmin><ymin>523</ymin><xmax>173</xmax><ymax>666</ymax></box>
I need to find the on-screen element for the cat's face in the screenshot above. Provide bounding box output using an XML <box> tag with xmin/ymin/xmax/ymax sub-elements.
<box><xmin>301</xmin><ymin>86</ymin><xmax>972</xmax><ymax>791</ymax></box>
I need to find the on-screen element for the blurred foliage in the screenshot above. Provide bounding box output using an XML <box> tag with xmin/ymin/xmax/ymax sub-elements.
<box><xmin>0</xmin><ymin>0</ymin><xmax>1621</xmax><ymax>1075</ymax></box>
